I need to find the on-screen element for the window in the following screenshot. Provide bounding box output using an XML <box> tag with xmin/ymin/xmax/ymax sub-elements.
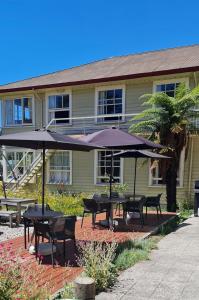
<box><xmin>48</xmin><ymin>94</ymin><xmax>71</xmax><ymax>124</ymax></box>
<box><xmin>48</xmin><ymin>151</ymin><xmax>72</xmax><ymax>184</ymax></box>
<box><xmin>155</xmin><ymin>82</ymin><xmax>180</xmax><ymax>97</ymax></box>
<box><xmin>96</xmin><ymin>87</ymin><xmax>124</xmax><ymax>122</ymax></box>
<box><xmin>5</xmin><ymin>98</ymin><xmax>33</xmax><ymax>126</ymax></box>
<box><xmin>6</xmin><ymin>151</ymin><xmax>33</xmax><ymax>180</ymax></box>
<box><xmin>149</xmin><ymin>148</ymin><xmax>185</xmax><ymax>187</ymax></box>
<box><xmin>95</xmin><ymin>150</ymin><xmax>122</xmax><ymax>184</ymax></box>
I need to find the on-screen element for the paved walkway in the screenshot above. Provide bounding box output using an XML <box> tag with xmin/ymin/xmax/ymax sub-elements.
<box><xmin>97</xmin><ymin>216</ymin><xmax>199</xmax><ymax>300</ymax></box>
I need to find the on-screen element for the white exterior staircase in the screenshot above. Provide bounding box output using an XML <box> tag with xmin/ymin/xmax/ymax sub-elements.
<box><xmin>6</xmin><ymin>150</ymin><xmax>54</xmax><ymax>193</ymax></box>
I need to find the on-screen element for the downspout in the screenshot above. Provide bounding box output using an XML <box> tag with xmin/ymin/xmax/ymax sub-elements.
<box><xmin>188</xmin><ymin>137</ymin><xmax>194</xmax><ymax>195</ymax></box>
<box><xmin>32</xmin><ymin>89</ymin><xmax>44</xmax><ymax>128</ymax></box>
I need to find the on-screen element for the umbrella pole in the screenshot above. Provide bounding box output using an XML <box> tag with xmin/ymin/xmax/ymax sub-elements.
<box><xmin>133</xmin><ymin>157</ymin><xmax>137</xmax><ymax>200</ymax></box>
<box><xmin>42</xmin><ymin>147</ymin><xmax>45</xmax><ymax>215</ymax></box>
<box><xmin>109</xmin><ymin>151</ymin><xmax>113</xmax><ymax>199</ymax></box>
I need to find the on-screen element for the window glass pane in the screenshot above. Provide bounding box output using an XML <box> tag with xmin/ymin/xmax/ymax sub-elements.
<box><xmin>5</xmin><ymin>100</ymin><xmax>13</xmax><ymax>125</ymax></box>
<box><xmin>63</xmin><ymin>95</ymin><xmax>69</xmax><ymax>108</ymax></box>
<box><xmin>156</xmin><ymin>84</ymin><xmax>165</xmax><ymax>92</ymax></box>
<box><xmin>107</xmin><ymin>90</ymin><xmax>114</xmax><ymax>99</ymax></box>
<box><xmin>115</xmin><ymin>89</ymin><xmax>122</xmax><ymax>98</ymax></box>
<box><xmin>56</xmin><ymin>95</ymin><xmax>62</xmax><ymax>108</ymax></box>
<box><xmin>14</xmin><ymin>99</ymin><xmax>22</xmax><ymax>124</ymax></box>
<box><xmin>49</xmin><ymin>96</ymin><xmax>56</xmax><ymax>109</ymax></box>
<box><xmin>55</xmin><ymin>110</ymin><xmax>70</xmax><ymax>124</ymax></box>
<box><xmin>166</xmin><ymin>83</ymin><xmax>175</xmax><ymax>91</ymax></box>
<box><xmin>23</xmin><ymin>98</ymin><xmax>32</xmax><ymax>123</ymax></box>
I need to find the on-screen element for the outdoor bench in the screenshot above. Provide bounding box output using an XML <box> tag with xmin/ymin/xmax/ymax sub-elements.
<box><xmin>0</xmin><ymin>210</ymin><xmax>19</xmax><ymax>227</ymax></box>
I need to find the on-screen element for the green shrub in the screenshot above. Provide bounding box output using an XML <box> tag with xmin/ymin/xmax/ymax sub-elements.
<box><xmin>78</xmin><ymin>241</ymin><xmax>117</xmax><ymax>293</ymax></box>
<box><xmin>114</xmin><ymin>237</ymin><xmax>159</xmax><ymax>271</ymax></box>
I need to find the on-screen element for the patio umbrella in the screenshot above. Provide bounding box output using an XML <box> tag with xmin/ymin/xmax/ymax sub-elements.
<box><xmin>0</xmin><ymin>129</ymin><xmax>102</xmax><ymax>214</ymax></box>
<box><xmin>81</xmin><ymin>127</ymin><xmax>163</xmax><ymax>198</ymax></box>
<box><xmin>111</xmin><ymin>150</ymin><xmax>170</xmax><ymax>199</ymax></box>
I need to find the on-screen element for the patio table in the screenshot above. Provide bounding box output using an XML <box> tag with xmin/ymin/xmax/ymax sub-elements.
<box><xmin>96</xmin><ymin>195</ymin><xmax>145</xmax><ymax>230</ymax></box>
<box><xmin>0</xmin><ymin>197</ymin><xmax>37</xmax><ymax>223</ymax></box>
<box><xmin>23</xmin><ymin>209</ymin><xmax>64</xmax><ymax>249</ymax></box>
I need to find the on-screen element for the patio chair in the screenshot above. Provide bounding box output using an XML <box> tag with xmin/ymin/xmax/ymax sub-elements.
<box><xmin>34</xmin><ymin>222</ymin><xmax>56</xmax><ymax>267</ymax></box>
<box><xmin>35</xmin><ymin>216</ymin><xmax>77</xmax><ymax>266</ymax></box>
<box><xmin>23</xmin><ymin>203</ymin><xmax>51</xmax><ymax>249</ymax></box>
<box><xmin>49</xmin><ymin>215</ymin><xmax>77</xmax><ymax>259</ymax></box>
<box><xmin>145</xmin><ymin>193</ymin><xmax>162</xmax><ymax>218</ymax></box>
<box><xmin>81</xmin><ymin>198</ymin><xmax>111</xmax><ymax>229</ymax></box>
<box><xmin>123</xmin><ymin>196</ymin><xmax>146</xmax><ymax>227</ymax></box>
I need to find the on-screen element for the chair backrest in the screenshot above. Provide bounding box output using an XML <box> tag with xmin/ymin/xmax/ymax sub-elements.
<box><xmin>83</xmin><ymin>198</ymin><xmax>98</xmax><ymax>212</ymax></box>
<box><xmin>34</xmin><ymin>222</ymin><xmax>50</xmax><ymax>239</ymax></box>
<box><xmin>49</xmin><ymin>216</ymin><xmax>77</xmax><ymax>239</ymax></box>
<box><xmin>146</xmin><ymin>193</ymin><xmax>162</xmax><ymax>205</ymax></box>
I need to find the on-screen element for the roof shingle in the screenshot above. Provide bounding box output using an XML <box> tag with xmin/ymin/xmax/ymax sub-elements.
<box><xmin>0</xmin><ymin>44</ymin><xmax>199</xmax><ymax>93</ymax></box>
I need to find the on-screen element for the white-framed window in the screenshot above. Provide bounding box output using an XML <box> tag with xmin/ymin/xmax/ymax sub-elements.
<box><xmin>149</xmin><ymin>148</ymin><xmax>185</xmax><ymax>187</ymax></box>
<box><xmin>5</xmin><ymin>97</ymin><xmax>33</xmax><ymax>126</ymax></box>
<box><xmin>47</xmin><ymin>92</ymin><xmax>71</xmax><ymax>125</ymax></box>
<box><xmin>94</xmin><ymin>150</ymin><xmax>123</xmax><ymax>184</ymax></box>
<box><xmin>6</xmin><ymin>150</ymin><xmax>34</xmax><ymax>180</ymax></box>
<box><xmin>95</xmin><ymin>86</ymin><xmax>125</xmax><ymax>123</ymax></box>
<box><xmin>153</xmin><ymin>78</ymin><xmax>189</xmax><ymax>97</ymax></box>
<box><xmin>48</xmin><ymin>151</ymin><xmax>72</xmax><ymax>184</ymax></box>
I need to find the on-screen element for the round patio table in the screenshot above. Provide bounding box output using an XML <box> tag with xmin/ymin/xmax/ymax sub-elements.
<box><xmin>95</xmin><ymin>195</ymin><xmax>145</xmax><ymax>230</ymax></box>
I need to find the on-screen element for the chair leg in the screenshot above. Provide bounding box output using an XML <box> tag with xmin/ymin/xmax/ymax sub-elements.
<box><xmin>51</xmin><ymin>240</ymin><xmax>54</xmax><ymax>268</ymax></box>
<box><xmin>81</xmin><ymin>212</ymin><xmax>85</xmax><ymax>228</ymax></box>
<box><xmin>159</xmin><ymin>205</ymin><xmax>162</xmax><ymax>214</ymax></box>
<box><xmin>28</xmin><ymin>225</ymin><xmax>30</xmax><ymax>242</ymax></box>
<box><xmin>24</xmin><ymin>223</ymin><xmax>27</xmax><ymax>249</ymax></box>
<box><xmin>63</xmin><ymin>240</ymin><xmax>66</xmax><ymax>259</ymax></box>
<box><xmin>146</xmin><ymin>206</ymin><xmax>148</xmax><ymax>217</ymax></box>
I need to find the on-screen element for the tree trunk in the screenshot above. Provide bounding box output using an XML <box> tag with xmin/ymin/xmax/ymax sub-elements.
<box><xmin>165</xmin><ymin>163</ymin><xmax>177</xmax><ymax>212</ymax></box>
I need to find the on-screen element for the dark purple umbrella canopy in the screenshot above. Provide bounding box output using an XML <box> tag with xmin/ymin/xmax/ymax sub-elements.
<box><xmin>111</xmin><ymin>150</ymin><xmax>170</xmax><ymax>159</ymax></box>
<box><xmin>81</xmin><ymin>127</ymin><xmax>163</xmax><ymax>199</ymax></box>
<box><xmin>111</xmin><ymin>150</ymin><xmax>170</xmax><ymax>199</ymax></box>
<box><xmin>0</xmin><ymin>129</ymin><xmax>103</xmax><ymax>214</ymax></box>
<box><xmin>80</xmin><ymin>127</ymin><xmax>163</xmax><ymax>150</ymax></box>
<box><xmin>0</xmin><ymin>129</ymin><xmax>101</xmax><ymax>151</ymax></box>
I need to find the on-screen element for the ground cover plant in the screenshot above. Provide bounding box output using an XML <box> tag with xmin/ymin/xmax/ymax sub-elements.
<box><xmin>0</xmin><ymin>242</ymin><xmax>49</xmax><ymax>300</ymax></box>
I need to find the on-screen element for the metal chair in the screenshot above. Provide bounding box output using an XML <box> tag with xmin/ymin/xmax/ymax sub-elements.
<box><xmin>145</xmin><ymin>194</ymin><xmax>162</xmax><ymax>218</ymax></box>
<box><xmin>81</xmin><ymin>198</ymin><xmax>110</xmax><ymax>228</ymax></box>
<box><xmin>35</xmin><ymin>215</ymin><xmax>77</xmax><ymax>267</ymax></box>
<box><xmin>23</xmin><ymin>203</ymin><xmax>51</xmax><ymax>249</ymax></box>
<box><xmin>123</xmin><ymin>196</ymin><xmax>146</xmax><ymax>227</ymax></box>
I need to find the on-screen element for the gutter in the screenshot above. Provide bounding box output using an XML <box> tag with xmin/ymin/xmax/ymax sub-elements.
<box><xmin>1</xmin><ymin>66</ymin><xmax>199</xmax><ymax>94</ymax></box>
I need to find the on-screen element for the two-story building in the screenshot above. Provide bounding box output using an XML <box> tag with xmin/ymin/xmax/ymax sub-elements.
<box><xmin>0</xmin><ymin>45</ymin><xmax>199</xmax><ymax>203</ymax></box>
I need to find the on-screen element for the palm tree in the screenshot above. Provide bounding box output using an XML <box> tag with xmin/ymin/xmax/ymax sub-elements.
<box><xmin>129</xmin><ymin>83</ymin><xmax>199</xmax><ymax>212</ymax></box>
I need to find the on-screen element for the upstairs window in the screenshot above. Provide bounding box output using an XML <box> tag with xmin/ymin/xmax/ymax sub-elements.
<box><xmin>96</xmin><ymin>87</ymin><xmax>124</xmax><ymax>122</ymax></box>
<box><xmin>48</xmin><ymin>94</ymin><xmax>71</xmax><ymax>124</ymax></box>
<box><xmin>5</xmin><ymin>98</ymin><xmax>33</xmax><ymax>126</ymax></box>
<box><xmin>155</xmin><ymin>82</ymin><xmax>180</xmax><ymax>97</ymax></box>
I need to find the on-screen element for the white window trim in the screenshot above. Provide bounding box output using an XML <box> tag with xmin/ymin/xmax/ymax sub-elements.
<box><xmin>3</xmin><ymin>95</ymin><xmax>35</xmax><ymax>128</ymax></box>
<box><xmin>47</xmin><ymin>150</ymin><xmax>72</xmax><ymax>185</ymax></box>
<box><xmin>94</xmin><ymin>149</ymin><xmax>124</xmax><ymax>185</ymax></box>
<box><xmin>45</xmin><ymin>90</ymin><xmax>72</xmax><ymax>126</ymax></box>
<box><xmin>153</xmin><ymin>77</ymin><xmax>189</xmax><ymax>94</ymax></box>
<box><xmin>148</xmin><ymin>148</ymin><xmax>185</xmax><ymax>188</ymax></box>
<box><xmin>95</xmin><ymin>85</ymin><xmax>126</xmax><ymax>123</ymax></box>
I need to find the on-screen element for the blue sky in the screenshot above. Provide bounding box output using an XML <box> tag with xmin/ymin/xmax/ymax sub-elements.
<box><xmin>0</xmin><ymin>0</ymin><xmax>199</xmax><ymax>85</ymax></box>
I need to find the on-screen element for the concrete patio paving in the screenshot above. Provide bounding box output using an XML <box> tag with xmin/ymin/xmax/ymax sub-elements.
<box><xmin>97</xmin><ymin>216</ymin><xmax>199</xmax><ymax>300</ymax></box>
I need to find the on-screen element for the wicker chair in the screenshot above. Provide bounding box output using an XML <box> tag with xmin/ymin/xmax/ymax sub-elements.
<box><xmin>123</xmin><ymin>196</ymin><xmax>146</xmax><ymax>226</ymax></box>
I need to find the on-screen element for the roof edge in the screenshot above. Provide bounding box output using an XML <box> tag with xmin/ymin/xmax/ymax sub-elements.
<box><xmin>0</xmin><ymin>66</ymin><xmax>199</xmax><ymax>94</ymax></box>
